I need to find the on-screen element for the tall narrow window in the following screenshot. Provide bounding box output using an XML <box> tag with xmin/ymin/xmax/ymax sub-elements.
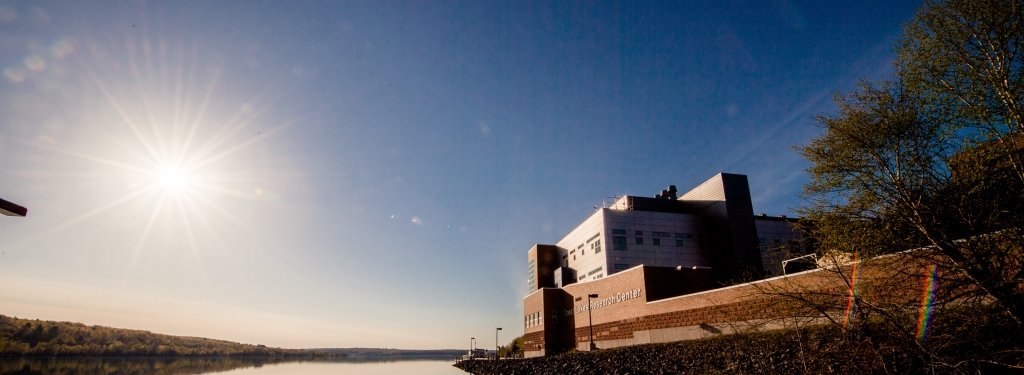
<box><xmin>612</xmin><ymin>236</ymin><xmax>627</xmax><ymax>250</ymax></box>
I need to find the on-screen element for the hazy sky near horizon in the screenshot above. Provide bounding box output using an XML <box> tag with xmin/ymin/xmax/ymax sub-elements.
<box><xmin>0</xmin><ymin>0</ymin><xmax>921</xmax><ymax>349</ymax></box>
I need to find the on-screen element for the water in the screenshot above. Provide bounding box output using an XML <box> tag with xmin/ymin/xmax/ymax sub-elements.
<box><xmin>220</xmin><ymin>359</ymin><xmax>466</xmax><ymax>374</ymax></box>
<box><xmin>0</xmin><ymin>357</ymin><xmax>468</xmax><ymax>374</ymax></box>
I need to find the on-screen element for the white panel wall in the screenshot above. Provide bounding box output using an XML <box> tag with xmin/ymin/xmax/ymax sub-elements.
<box><xmin>603</xmin><ymin>209</ymin><xmax>708</xmax><ymax>275</ymax></box>
<box><xmin>556</xmin><ymin>207</ymin><xmax>711</xmax><ymax>284</ymax></box>
<box><xmin>557</xmin><ymin>209</ymin><xmax>607</xmax><ymax>283</ymax></box>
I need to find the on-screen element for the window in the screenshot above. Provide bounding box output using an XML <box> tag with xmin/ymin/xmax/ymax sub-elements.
<box><xmin>676</xmin><ymin>239</ymin><xmax>685</xmax><ymax>247</ymax></box>
<box><xmin>612</xmin><ymin>236</ymin><xmax>627</xmax><ymax>250</ymax></box>
<box><xmin>635</xmin><ymin>230</ymin><xmax>643</xmax><ymax>236</ymax></box>
<box><xmin>528</xmin><ymin>260</ymin><xmax>537</xmax><ymax>290</ymax></box>
<box><xmin>612</xmin><ymin>229</ymin><xmax>626</xmax><ymax>235</ymax></box>
<box><xmin>653</xmin><ymin>238</ymin><xmax>661</xmax><ymax>246</ymax></box>
<box><xmin>635</xmin><ymin>237</ymin><xmax>644</xmax><ymax>245</ymax></box>
<box><xmin>615</xmin><ymin>263</ymin><xmax>629</xmax><ymax>270</ymax></box>
<box><xmin>653</xmin><ymin>231</ymin><xmax>670</xmax><ymax>237</ymax></box>
<box><xmin>526</xmin><ymin>312</ymin><xmax>543</xmax><ymax>328</ymax></box>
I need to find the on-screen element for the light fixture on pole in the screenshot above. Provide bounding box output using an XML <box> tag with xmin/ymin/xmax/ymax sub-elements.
<box><xmin>495</xmin><ymin>327</ymin><xmax>502</xmax><ymax>360</ymax></box>
<box><xmin>587</xmin><ymin>293</ymin><xmax>598</xmax><ymax>351</ymax></box>
<box><xmin>0</xmin><ymin>197</ymin><xmax>27</xmax><ymax>217</ymax></box>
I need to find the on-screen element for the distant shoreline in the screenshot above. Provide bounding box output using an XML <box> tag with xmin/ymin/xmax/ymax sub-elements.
<box><xmin>0</xmin><ymin>355</ymin><xmax>461</xmax><ymax>374</ymax></box>
<box><xmin>0</xmin><ymin>314</ymin><xmax>460</xmax><ymax>359</ymax></box>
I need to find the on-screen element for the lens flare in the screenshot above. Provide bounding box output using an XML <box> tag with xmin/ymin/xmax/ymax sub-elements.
<box><xmin>4</xmin><ymin>33</ymin><xmax>296</xmax><ymax>293</ymax></box>
<box><xmin>157</xmin><ymin>165</ymin><xmax>189</xmax><ymax>192</ymax></box>
<box><xmin>916</xmin><ymin>264</ymin><xmax>939</xmax><ymax>342</ymax></box>
<box><xmin>843</xmin><ymin>251</ymin><xmax>860</xmax><ymax>328</ymax></box>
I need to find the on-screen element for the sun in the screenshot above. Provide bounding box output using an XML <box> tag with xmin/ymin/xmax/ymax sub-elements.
<box><xmin>10</xmin><ymin>33</ymin><xmax>300</xmax><ymax>295</ymax></box>
<box><xmin>154</xmin><ymin>163</ymin><xmax>193</xmax><ymax>193</ymax></box>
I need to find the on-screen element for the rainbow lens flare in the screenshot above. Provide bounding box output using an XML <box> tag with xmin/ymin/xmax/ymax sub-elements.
<box><xmin>916</xmin><ymin>264</ymin><xmax>939</xmax><ymax>342</ymax></box>
<box><xmin>843</xmin><ymin>251</ymin><xmax>860</xmax><ymax>328</ymax></box>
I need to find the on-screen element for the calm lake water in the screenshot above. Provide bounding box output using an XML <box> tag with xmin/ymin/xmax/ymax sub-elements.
<box><xmin>0</xmin><ymin>357</ymin><xmax>468</xmax><ymax>374</ymax></box>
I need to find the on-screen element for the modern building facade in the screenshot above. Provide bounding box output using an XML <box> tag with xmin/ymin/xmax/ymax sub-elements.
<box><xmin>523</xmin><ymin>173</ymin><xmax>809</xmax><ymax>357</ymax></box>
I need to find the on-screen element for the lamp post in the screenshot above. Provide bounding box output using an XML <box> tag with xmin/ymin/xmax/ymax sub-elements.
<box><xmin>587</xmin><ymin>293</ymin><xmax>598</xmax><ymax>351</ymax></box>
<box><xmin>495</xmin><ymin>327</ymin><xmax>502</xmax><ymax>360</ymax></box>
<box><xmin>0</xmin><ymin>197</ymin><xmax>27</xmax><ymax>217</ymax></box>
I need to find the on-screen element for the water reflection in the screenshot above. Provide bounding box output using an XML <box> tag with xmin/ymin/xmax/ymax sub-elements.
<box><xmin>0</xmin><ymin>357</ymin><xmax>466</xmax><ymax>375</ymax></box>
<box><xmin>0</xmin><ymin>356</ymin><xmax>287</xmax><ymax>374</ymax></box>
<box><xmin>219</xmin><ymin>359</ymin><xmax>465</xmax><ymax>375</ymax></box>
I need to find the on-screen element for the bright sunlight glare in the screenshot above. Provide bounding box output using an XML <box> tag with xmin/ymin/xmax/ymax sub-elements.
<box><xmin>156</xmin><ymin>165</ymin><xmax>190</xmax><ymax>192</ymax></box>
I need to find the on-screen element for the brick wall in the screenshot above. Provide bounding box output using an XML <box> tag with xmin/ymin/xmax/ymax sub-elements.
<box><xmin>525</xmin><ymin>252</ymin><xmax>939</xmax><ymax>356</ymax></box>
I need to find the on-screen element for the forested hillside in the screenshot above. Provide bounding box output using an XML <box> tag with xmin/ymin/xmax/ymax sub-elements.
<box><xmin>0</xmin><ymin>314</ymin><xmax>307</xmax><ymax>356</ymax></box>
<box><xmin>314</xmin><ymin>347</ymin><xmax>464</xmax><ymax>358</ymax></box>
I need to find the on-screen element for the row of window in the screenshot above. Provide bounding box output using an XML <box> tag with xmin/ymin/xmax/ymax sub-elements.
<box><xmin>570</xmin><ymin>232</ymin><xmax>603</xmax><ymax>259</ymax></box>
<box><xmin>579</xmin><ymin>266</ymin><xmax>605</xmax><ymax>281</ymax></box>
<box><xmin>525</xmin><ymin>311</ymin><xmax>542</xmax><ymax>328</ymax></box>
<box><xmin>757</xmin><ymin>237</ymin><xmax>786</xmax><ymax>251</ymax></box>
<box><xmin>613</xmin><ymin>229</ymin><xmax>652</xmax><ymax>236</ymax></box>
<box><xmin>611</xmin><ymin>236</ymin><xmax>689</xmax><ymax>250</ymax></box>
<box><xmin>612</xmin><ymin>229</ymin><xmax>693</xmax><ymax>238</ymax></box>
<box><xmin>566</xmin><ymin>230</ymin><xmax>697</xmax><ymax>266</ymax></box>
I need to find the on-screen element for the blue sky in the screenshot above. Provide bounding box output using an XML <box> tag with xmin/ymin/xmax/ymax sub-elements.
<box><xmin>0</xmin><ymin>1</ymin><xmax>921</xmax><ymax>349</ymax></box>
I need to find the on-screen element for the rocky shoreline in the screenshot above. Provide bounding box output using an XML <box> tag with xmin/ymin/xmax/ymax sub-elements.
<box><xmin>453</xmin><ymin>328</ymin><xmax>850</xmax><ymax>375</ymax></box>
<box><xmin>452</xmin><ymin>321</ymin><xmax>1022</xmax><ymax>375</ymax></box>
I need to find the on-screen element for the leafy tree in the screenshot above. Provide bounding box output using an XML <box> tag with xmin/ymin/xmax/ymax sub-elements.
<box><xmin>801</xmin><ymin>0</ymin><xmax>1024</xmax><ymax>325</ymax></box>
<box><xmin>496</xmin><ymin>336</ymin><xmax>524</xmax><ymax>359</ymax></box>
<box><xmin>900</xmin><ymin>0</ymin><xmax>1023</xmax><ymax>177</ymax></box>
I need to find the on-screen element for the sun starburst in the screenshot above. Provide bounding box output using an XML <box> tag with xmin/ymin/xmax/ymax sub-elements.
<box><xmin>156</xmin><ymin>163</ymin><xmax>191</xmax><ymax>193</ymax></box>
<box><xmin>14</xmin><ymin>35</ymin><xmax>293</xmax><ymax>288</ymax></box>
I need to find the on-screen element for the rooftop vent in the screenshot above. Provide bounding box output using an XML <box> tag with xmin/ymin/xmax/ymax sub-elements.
<box><xmin>655</xmin><ymin>185</ymin><xmax>677</xmax><ymax>200</ymax></box>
